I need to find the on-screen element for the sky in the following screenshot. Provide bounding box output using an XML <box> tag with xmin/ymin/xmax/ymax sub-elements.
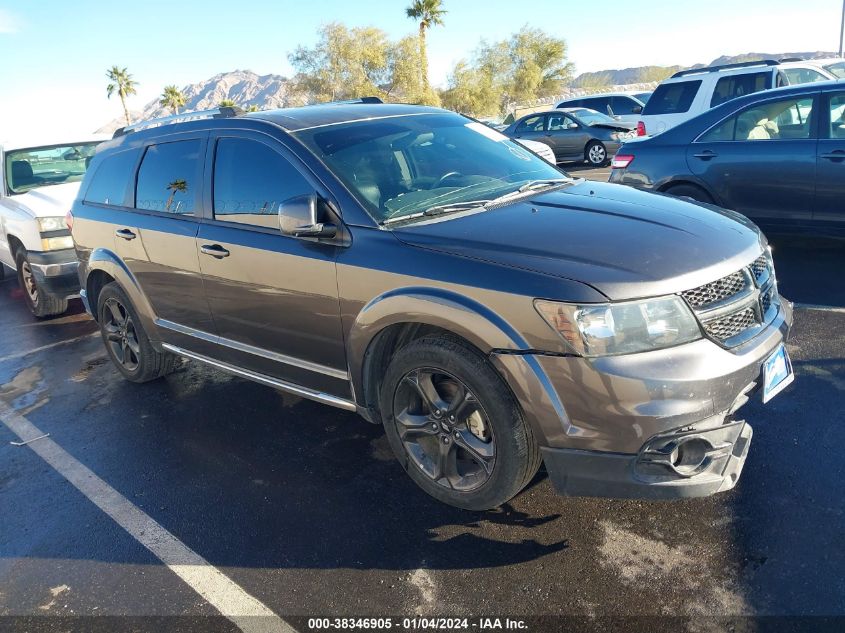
<box><xmin>0</xmin><ymin>0</ymin><xmax>841</xmax><ymax>142</ymax></box>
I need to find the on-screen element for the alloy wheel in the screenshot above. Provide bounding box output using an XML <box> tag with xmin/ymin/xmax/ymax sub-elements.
<box><xmin>103</xmin><ymin>297</ymin><xmax>141</xmax><ymax>372</ymax></box>
<box><xmin>588</xmin><ymin>143</ymin><xmax>606</xmax><ymax>165</ymax></box>
<box><xmin>392</xmin><ymin>368</ymin><xmax>496</xmax><ymax>492</ymax></box>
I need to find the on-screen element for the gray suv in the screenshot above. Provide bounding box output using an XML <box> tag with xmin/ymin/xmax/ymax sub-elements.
<box><xmin>70</xmin><ymin>102</ymin><xmax>794</xmax><ymax>510</ymax></box>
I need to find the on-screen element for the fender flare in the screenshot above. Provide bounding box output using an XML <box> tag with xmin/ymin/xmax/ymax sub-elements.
<box><xmin>84</xmin><ymin>248</ymin><xmax>159</xmax><ymax>339</ymax></box>
<box><xmin>347</xmin><ymin>286</ymin><xmax>530</xmax><ymax>404</ymax></box>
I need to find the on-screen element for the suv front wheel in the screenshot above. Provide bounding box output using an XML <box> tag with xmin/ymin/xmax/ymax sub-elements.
<box><xmin>97</xmin><ymin>282</ymin><xmax>178</xmax><ymax>383</ymax></box>
<box><xmin>380</xmin><ymin>336</ymin><xmax>542</xmax><ymax>510</ymax></box>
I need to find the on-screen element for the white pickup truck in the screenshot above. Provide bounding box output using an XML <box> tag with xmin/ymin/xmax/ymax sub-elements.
<box><xmin>0</xmin><ymin>139</ymin><xmax>102</xmax><ymax>317</ymax></box>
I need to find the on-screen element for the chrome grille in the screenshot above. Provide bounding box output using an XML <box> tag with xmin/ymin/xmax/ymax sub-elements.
<box><xmin>751</xmin><ymin>254</ymin><xmax>768</xmax><ymax>281</ymax></box>
<box><xmin>681</xmin><ymin>271</ymin><xmax>748</xmax><ymax>308</ymax></box>
<box><xmin>681</xmin><ymin>252</ymin><xmax>779</xmax><ymax>347</ymax></box>
<box><xmin>703</xmin><ymin>307</ymin><xmax>757</xmax><ymax>340</ymax></box>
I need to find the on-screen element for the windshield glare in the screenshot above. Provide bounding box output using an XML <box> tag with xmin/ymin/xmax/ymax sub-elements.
<box><xmin>824</xmin><ymin>62</ymin><xmax>845</xmax><ymax>78</ymax></box>
<box><xmin>5</xmin><ymin>142</ymin><xmax>100</xmax><ymax>194</ymax></box>
<box><xmin>294</xmin><ymin>113</ymin><xmax>567</xmax><ymax>223</ymax></box>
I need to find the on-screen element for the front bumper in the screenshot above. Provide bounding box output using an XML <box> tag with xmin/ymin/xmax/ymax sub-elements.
<box><xmin>27</xmin><ymin>249</ymin><xmax>80</xmax><ymax>298</ymax></box>
<box><xmin>491</xmin><ymin>301</ymin><xmax>792</xmax><ymax>499</ymax></box>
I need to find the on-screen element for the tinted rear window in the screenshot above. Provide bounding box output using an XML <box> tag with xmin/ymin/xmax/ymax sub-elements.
<box><xmin>84</xmin><ymin>148</ymin><xmax>139</xmax><ymax>206</ymax></box>
<box><xmin>643</xmin><ymin>81</ymin><xmax>702</xmax><ymax>115</ymax></box>
<box><xmin>710</xmin><ymin>72</ymin><xmax>771</xmax><ymax>107</ymax></box>
<box><xmin>135</xmin><ymin>140</ymin><xmax>201</xmax><ymax>215</ymax></box>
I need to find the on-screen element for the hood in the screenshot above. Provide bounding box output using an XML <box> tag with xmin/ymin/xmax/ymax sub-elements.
<box><xmin>4</xmin><ymin>182</ymin><xmax>81</xmax><ymax>218</ymax></box>
<box><xmin>590</xmin><ymin>121</ymin><xmax>636</xmax><ymax>132</ymax></box>
<box><xmin>391</xmin><ymin>181</ymin><xmax>764</xmax><ymax>301</ymax></box>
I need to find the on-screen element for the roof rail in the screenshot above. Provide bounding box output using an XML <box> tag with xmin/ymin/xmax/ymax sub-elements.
<box><xmin>311</xmin><ymin>96</ymin><xmax>384</xmax><ymax>106</ymax></box>
<box><xmin>670</xmin><ymin>59</ymin><xmax>781</xmax><ymax>79</ymax></box>
<box><xmin>112</xmin><ymin>106</ymin><xmax>244</xmax><ymax>138</ymax></box>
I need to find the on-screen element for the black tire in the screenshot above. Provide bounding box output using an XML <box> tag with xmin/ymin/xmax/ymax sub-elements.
<box><xmin>585</xmin><ymin>140</ymin><xmax>608</xmax><ymax>167</ymax></box>
<box><xmin>380</xmin><ymin>335</ymin><xmax>542</xmax><ymax>510</ymax></box>
<box><xmin>15</xmin><ymin>250</ymin><xmax>68</xmax><ymax>318</ymax></box>
<box><xmin>663</xmin><ymin>183</ymin><xmax>714</xmax><ymax>204</ymax></box>
<box><xmin>97</xmin><ymin>281</ymin><xmax>178</xmax><ymax>383</ymax></box>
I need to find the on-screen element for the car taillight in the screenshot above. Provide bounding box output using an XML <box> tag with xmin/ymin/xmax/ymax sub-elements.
<box><xmin>636</xmin><ymin>121</ymin><xmax>646</xmax><ymax>136</ymax></box>
<box><xmin>611</xmin><ymin>154</ymin><xmax>635</xmax><ymax>169</ymax></box>
<box><xmin>65</xmin><ymin>210</ymin><xmax>74</xmax><ymax>232</ymax></box>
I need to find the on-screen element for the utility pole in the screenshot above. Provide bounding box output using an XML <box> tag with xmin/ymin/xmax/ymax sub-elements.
<box><xmin>840</xmin><ymin>0</ymin><xmax>845</xmax><ymax>57</ymax></box>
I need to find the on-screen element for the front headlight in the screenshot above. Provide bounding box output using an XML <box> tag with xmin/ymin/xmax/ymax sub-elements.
<box><xmin>535</xmin><ymin>296</ymin><xmax>702</xmax><ymax>356</ymax></box>
<box><xmin>41</xmin><ymin>236</ymin><xmax>74</xmax><ymax>250</ymax></box>
<box><xmin>37</xmin><ymin>216</ymin><xmax>68</xmax><ymax>232</ymax></box>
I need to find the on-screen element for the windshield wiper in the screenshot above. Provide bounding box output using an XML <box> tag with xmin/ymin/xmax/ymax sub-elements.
<box><xmin>516</xmin><ymin>178</ymin><xmax>570</xmax><ymax>193</ymax></box>
<box><xmin>382</xmin><ymin>200</ymin><xmax>491</xmax><ymax>226</ymax></box>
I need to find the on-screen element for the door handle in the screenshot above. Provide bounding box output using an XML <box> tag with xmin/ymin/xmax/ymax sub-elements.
<box><xmin>819</xmin><ymin>151</ymin><xmax>845</xmax><ymax>161</ymax></box>
<box><xmin>693</xmin><ymin>150</ymin><xmax>718</xmax><ymax>160</ymax></box>
<box><xmin>200</xmin><ymin>244</ymin><xmax>230</xmax><ymax>259</ymax></box>
<box><xmin>115</xmin><ymin>229</ymin><xmax>136</xmax><ymax>241</ymax></box>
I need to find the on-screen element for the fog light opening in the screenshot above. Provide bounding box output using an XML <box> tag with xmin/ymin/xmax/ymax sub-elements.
<box><xmin>671</xmin><ymin>438</ymin><xmax>711</xmax><ymax>475</ymax></box>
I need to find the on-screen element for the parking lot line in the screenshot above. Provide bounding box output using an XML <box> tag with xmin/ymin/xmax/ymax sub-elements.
<box><xmin>0</xmin><ymin>399</ymin><xmax>295</xmax><ymax>633</ymax></box>
<box><xmin>0</xmin><ymin>332</ymin><xmax>99</xmax><ymax>363</ymax></box>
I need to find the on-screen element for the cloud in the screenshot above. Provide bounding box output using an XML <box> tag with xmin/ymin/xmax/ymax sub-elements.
<box><xmin>0</xmin><ymin>9</ymin><xmax>20</xmax><ymax>34</ymax></box>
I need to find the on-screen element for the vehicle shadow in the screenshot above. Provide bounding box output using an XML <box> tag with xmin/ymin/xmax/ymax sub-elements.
<box><xmin>3</xmin><ymin>348</ymin><xmax>570</xmax><ymax>572</ymax></box>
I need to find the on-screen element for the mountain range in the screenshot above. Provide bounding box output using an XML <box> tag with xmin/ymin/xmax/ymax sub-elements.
<box><xmin>96</xmin><ymin>52</ymin><xmax>840</xmax><ymax>133</ymax></box>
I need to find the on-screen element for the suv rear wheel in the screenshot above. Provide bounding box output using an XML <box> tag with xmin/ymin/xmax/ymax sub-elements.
<box><xmin>15</xmin><ymin>250</ymin><xmax>67</xmax><ymax>318</ymax></box>
<box><xmin>380</xmin><ymin>335</ymin><xmax>541</xmax><ymax>510</ymax></box>
<box><xmin>97</xmin><ymin>282</ymin><xmax>178</xmax><ymax>382</ymax></box>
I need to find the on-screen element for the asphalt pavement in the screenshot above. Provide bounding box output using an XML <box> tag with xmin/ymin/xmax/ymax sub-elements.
<box><xmin>0</xmin><ymin>198</ymin><xmax>843</xmax><ymax>632</ymax></box>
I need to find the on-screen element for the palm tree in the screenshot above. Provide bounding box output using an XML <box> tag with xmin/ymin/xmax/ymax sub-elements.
<box><xmin>218</xmin><ymin>98</ymin><xmax>237</xmax><ymax>108</ymax></box>
<box><xmin>160</xmin><ymin>85</ymin><xmax>186</xmax><ymax>115</ymax></box>
<box><xmin>165</xmin><ymin>179</ymin><xmax>188</xmax><ymax>213</ymax></box>
<box><xmin>405</xmin><ymin>0</ymin><xmax>446</xmax><ymax>93</ymax></box>
<box><xmin>106</xmin><ymin>66</ymin><xmax>138</xmax><ymax>127</ymax></box>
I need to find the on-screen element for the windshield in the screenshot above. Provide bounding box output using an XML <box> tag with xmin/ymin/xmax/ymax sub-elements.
<box><xmin>294</xmin><ymin>113</ymin><xmax>568</xmax><ymax>224</ymax></box>
<box><xmin>5</xmin><ymin>142</ymin><xmax>100</xmax><ymax>194</ymax></box>
<box><xmin>634</xmin><ymin>92</ymin><xmax>652</xmax><ymax>104</ymax></box>
<box><xmin>824</xmin><ymin>61</ymin><xmax>845</xmax><ymax>78</ymax></box>
<box><xmin>569</xmin><ymin>108</ymin><xmax>616</xmax><ymax>125</ymax></box>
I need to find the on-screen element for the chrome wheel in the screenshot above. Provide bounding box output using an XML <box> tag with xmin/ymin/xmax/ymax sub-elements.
<box><xmin>20</xmin><ymin>261</ymin><xmax>39</xmax><ymax>306</ymax></box>
<box><xmin>587</xmin><ymin>143</ymin><xmax>607</xmax><ymax>165</ymax></box>
<box><xmin>392</xmin><ymin>368</ymin><xmax>495</xmax><ymax>492</ymax></box>
<box><xmin>103</xmin><ymin>297</ymin><xmax>141</xmax><ymax>372</ymax></box>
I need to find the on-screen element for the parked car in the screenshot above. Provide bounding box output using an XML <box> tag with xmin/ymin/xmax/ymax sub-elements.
<box><xmin>513</xmin><ymin>138</ymin><xmax>557</xmax><ymax>164</ymax></box>
<box><xmin>610</xmin><ymin>80</ymin><xmax>845</xmax><ymax>237</ymax></box>
<box><xmin>558</xmin><ymin>107</ymin><xmax>637</xmax><ymax>131</ymax></box>
<box><xmin>638</xmin><ymin>58</ymin><xmax>834</xmax><ymax>137</ymax></box>
<box><xmin>0</xmin><ymin>139</ymin><xmax>101</xmax><ymax>316</ymax></box>
<box><xmin>779</xmin><ymin>57</ymin><xmax>843</xmax><ymax>83</ymax></box>
<box><xmin>503</xmin><ymin>109</ymin><xmax>634</xmax><ymax>166</ymax></box>
<box><xmin>555</xmin><ymin>92</ymin><xmax>648</xmax><ymax>123</ymax></box>
<box><xmin>71</xmin><ymin>102</ymin><xmax>792</xmax><ymax>510</ymax></box>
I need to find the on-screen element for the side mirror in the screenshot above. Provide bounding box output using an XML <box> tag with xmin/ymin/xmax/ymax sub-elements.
<box><xmin>567</xmin><ymin>122</ymin><xmax>579</xmax><ymax>129</ymax></box>
<box><xmin>279</xmin><ymin>194</ymin><xmax>337</xmax><ymax>239</ymax></box>
<box><xmin>632</xmin><ymin>105</ymin><xmax>643</xmax><ymax>114</ymax></box>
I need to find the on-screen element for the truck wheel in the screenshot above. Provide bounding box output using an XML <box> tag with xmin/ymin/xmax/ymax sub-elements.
<box><xmin>380</xmin><ymin>335</ymin><xmax>542</xmax><ymax>510</ymax></box>
<box><xmin>585</xmin><ymin>141</ymin><xmax>608</xmax><ymax>166</ymax></box>
<box><xmin>15</xmin><ymin>250</ymin><xmax>68</xmax><ymax>318</ymax></box>
<box><xmin>97</xmin><ymin>282</ymin><xmax>178</xmax><ymax>383</ymax></box>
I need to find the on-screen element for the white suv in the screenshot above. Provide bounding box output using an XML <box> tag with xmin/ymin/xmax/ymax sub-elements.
<box><xmin>0</xmin><ymin>139</ymin><xmax>101</xmax><ymax>317</ymax></box>
<box><xmin>637</xmin><ymin>59</ymin><xmax>837</xmax><ymax>137</ymax></box>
